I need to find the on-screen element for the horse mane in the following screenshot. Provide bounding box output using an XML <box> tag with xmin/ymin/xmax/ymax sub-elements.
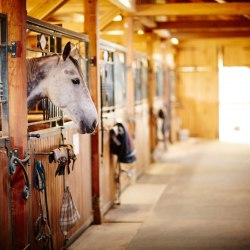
<box><xmin>26</xmin><ymin>55</ymin><xmax>58</xmax><ymax>96</ymax></box>
<box><xmin>27</xmin><ymin>54</ymin><xmax>58</xmax><ymax>77</ymax></box>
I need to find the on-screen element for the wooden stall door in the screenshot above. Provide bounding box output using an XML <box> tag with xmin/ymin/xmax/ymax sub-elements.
<box><xmin>1</xmin><ymin>1</ymin><xmax>28</xmax><ymax>249</ymax></box>
<box><xmin>28</xmin><ymin>128</ymin><xmax>93</xmax><ymax>250</ymax></box>
<box><xmin>0</xmin><ymin>13</ymin><xmax>11</xmax><ymax>250</ymax></box>
<box><xmin>0</xmin><ymin>148</ymin><xmax>10</xmax><ymax>250</ymax></box>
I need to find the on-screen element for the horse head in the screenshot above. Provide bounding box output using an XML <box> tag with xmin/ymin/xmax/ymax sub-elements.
<box><xmin>27</xmin><ymin>42</ymin><xmax>98</xmax><ymax>134</ymax></box>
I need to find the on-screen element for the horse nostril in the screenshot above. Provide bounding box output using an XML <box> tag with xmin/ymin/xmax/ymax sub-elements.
<box><xmin>92</xmin><ymin>120</ymin><xmax>98</xmax><ymax>129</ymax></box>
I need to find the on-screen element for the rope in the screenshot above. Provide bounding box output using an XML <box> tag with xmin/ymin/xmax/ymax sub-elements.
<box><xmin>34</xmin><ymin>159</ymin><xmax>54</xmax><ymax>250</ymax></box>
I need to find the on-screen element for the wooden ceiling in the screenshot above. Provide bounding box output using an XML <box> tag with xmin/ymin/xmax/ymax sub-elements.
<box><xmin>26</xmin><ymin>0</ymin><xmax>250</xmax><ymax>41</ymax></box>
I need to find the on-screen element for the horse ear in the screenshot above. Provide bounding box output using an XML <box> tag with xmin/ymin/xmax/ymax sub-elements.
<box><xmin>62</xmin><ymin>42</ymin><xmax>71</xmax><ymax>61</ymax></box>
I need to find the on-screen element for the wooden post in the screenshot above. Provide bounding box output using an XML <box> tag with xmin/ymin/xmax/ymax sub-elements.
<box><xmin>2</xmin><ymin>0</ymin><xmax>28</xmax><ymax>249</ymax></box>
<box><xmin>123</xmin><ymin>16</ymin><xmax>135</xmax><ymax>131</ymax></box>
<box><xmin>84</xmin><ymin>0</ymin><xmax>101</xmax><ymax>224</ymax></box>
<box><xmin>146</xmin><ymin>34</ymin><xmax>157</xmax><ymax>155</ymax></box>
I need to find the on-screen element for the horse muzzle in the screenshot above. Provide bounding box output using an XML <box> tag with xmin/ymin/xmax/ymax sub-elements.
<box><xmin>78</xmin><ymin>119</ymin><xmax>98</xmax><ymax>134</ymax></box>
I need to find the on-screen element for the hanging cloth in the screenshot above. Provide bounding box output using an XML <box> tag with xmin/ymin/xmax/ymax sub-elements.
<box><xmin>59</xmin><ymin>186</ymin><xmax>80</xmax><ymax>237</ymax></box>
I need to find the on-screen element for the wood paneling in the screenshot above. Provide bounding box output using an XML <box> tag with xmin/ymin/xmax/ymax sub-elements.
<box><xmin>27</xmin><ymin>0</ymin><xmax>69</xmax><ymax>20</ymax></box>
<box><xmin>176</xmin><ymin>38</ymin><xmax>250</xmax><ymax>139</ymax></box>
<box><xmin>177</xmin><ymin>70</ymin><xmax>218</xmax><ymax>139</ymax></box>
<box><xmin>177</xmin><ymin>47</ymin><xmax>217</xmax><ymax>67</ymax></box>
<box><xmin>29</xmin><ymin>127</ymin><xmax>93</xmax><ymax>250</ymax></box>
<box><xmin>0</xmin><ymin>149</ymin><xmax>10</xmax><ymax>250</ymax></box>
<box><xmin>224</xmin><ymin>46</ymin><xmax>250</xmax><ymax>66</ymax></box>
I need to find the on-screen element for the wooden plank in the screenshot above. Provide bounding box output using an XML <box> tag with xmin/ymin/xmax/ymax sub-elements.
<box><xmin>177</xmin><ymin>70</ymin><xmax>218</xmax><ymax>139</ymax></box>
<box><xmin>224</xmin><ymin>46</ymin><xmax>250</xmax><ymax>66</ymax></box>
<box><xmin>28</xmin><ymin>0</ymin><xmax>69</xmax><ymax>20</ymax></box>
<box><xmin>0</xmin><ymin>150</ymin><xmax>10</xmax><ymax>250</ymax></box>
<box><xmin>171</xmin><ymin>30</ymin><xmax>250</xmax><ymax>40</ymax></box>
<box><xmin>177</xmin><ymin>46</ymin><xmax>218</xmax><ymax>67</ymax></box>
<box><xmin>135</xmin><ymin>3</ymin><xmax>250</xmax><ymax>16</ymax></box>
<box><xmin>84</xmin><ymin>0</ymin><xmax>101</xmax><ymax>224</ymax></box>
<box><xmin>146</xmin><ymin>34</ymin><xmax>157</xmax><ymax>153</ymax></box>
<box><xmin>123</xmin><ymin>16</ymin><xmax>134</xmax><ymax>118</ymax></box>
<box><xmin>29</xmin><ymin>128</ymin><xmax>93</xmax><ymax>249</ymax></box>
<box><xmin>156</xmin><ymin>20</ymin><xmax>250</xmax><ymax>30</ymax></box>
<box><xmin>2</xmin><ymin>0</ymin><xmax>28</xmax><ymax>249</ymax></box>
<box><xmin>99</xmin><ymin>7</ymin><xmax>121</xmax><ymax>31</ymax></box>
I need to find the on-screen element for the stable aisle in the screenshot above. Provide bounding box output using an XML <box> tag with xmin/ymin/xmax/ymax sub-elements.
<box><xmin>70</xmin><ymin>140</ymin><xmax>250</xmax><ymax>250</ymax></box>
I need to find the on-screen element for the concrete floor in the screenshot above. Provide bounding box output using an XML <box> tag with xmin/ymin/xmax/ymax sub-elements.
<box><xmin>69</xmin><ymin>139</ymin><xmax>250</xmax><ymax>250</ymax></box>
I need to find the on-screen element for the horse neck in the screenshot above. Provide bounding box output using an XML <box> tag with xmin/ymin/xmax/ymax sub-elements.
<box><xmin>27</xmin><ymin>55</ymin><xmax>59</xmax><ymax>109</ymax></box>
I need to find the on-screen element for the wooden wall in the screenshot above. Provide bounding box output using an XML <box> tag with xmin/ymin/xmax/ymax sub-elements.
<box><xmin>176</xmin><ymin>37</ymin><xmax>250</xmax><ymax>139</ymax></box>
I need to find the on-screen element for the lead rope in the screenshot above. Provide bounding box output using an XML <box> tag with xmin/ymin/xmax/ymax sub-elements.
<box><xmin>34</xmin><ymin>158</ymin><xmax>54</xmax><ymax>250</ymax></box>
<box><xmin>61</xmin><ymin>129</ymin><xmax>68</xmax><ymax>249</ymax></box>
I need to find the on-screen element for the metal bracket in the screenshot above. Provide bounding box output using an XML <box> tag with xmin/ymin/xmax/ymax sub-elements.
<box><xmin>89</xmin><ymin>56</ymin><xmax>96</xmax><ymax>67</ymax></box>
<box><xmin>7</xmin><ymin>41</ymin><xmax>20</xmax><ymax>58</ymax></box>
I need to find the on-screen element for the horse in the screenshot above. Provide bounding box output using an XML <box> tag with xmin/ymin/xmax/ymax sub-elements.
<box><xmin>27</xmin><ymin>42</ymin><xmax>98</xmax><ymax>134</ymax></box>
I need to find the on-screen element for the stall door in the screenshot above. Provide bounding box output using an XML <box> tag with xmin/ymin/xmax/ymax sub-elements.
<box><xmin>0</xmin><ymin>13</ymin><xmax>11</xmax><ymax>250</ymax></box>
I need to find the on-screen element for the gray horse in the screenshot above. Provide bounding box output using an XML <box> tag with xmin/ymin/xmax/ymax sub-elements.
<box><xmin>27</xmin><ymin>42</ymin><xmax>98</xmax><ymax>134</ymax></box>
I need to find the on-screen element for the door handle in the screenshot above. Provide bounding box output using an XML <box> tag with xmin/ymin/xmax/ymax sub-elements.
<box><xmin>9</xmin><ymin>151</ymin><xmax>30</xmax><ymax>199</ymax></box>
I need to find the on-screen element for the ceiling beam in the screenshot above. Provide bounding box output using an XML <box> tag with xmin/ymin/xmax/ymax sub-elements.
<box><xmin>138</xmin><ymin>17</ymin><xmax>157</xmax><ymax>28</ymax></box>
<box><xmin>109</xmin><ymin>0</ymin><xmax>135</xmax><ymax>12</ymax></box>
<box><xmin>170</xmin><ymin>30</ymin><xmax>250</xmax><ymax>40</ymax></box>
<box><xmin>134</xmin><ymin>3</ymin><xmax>250</xmax><ymax>16</ymax></box>
<box><xmin>28</xmin><ymin>0</ymin><xmax>69</xmax><ymax>20</ymax></box>
<box><xmin>99</xmin><ymin>8</ymin><xmax>121</xmax><ymax>30</ymax></box>
<box><xmin>155</xmin><ymin>20</ymin><xmax>250</xmax><ymax>30</ymax></box>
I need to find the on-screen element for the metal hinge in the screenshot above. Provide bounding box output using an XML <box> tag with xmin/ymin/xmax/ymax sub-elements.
<box><xmin>0</xmin><ymin>41</ymin><xmax>22</xmax><ymax>57</ymax></box>
<box><xmin>89</xmin><ymin>56</ymin><xmax>96</xmax><ymax>66</ymax></box>
<box><xmin>8</xmin><ymin>41</ymin><xmax>17</xmax><ymax>57</ymax></box>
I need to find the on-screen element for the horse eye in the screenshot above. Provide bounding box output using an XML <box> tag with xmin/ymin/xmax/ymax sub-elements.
<box><xmin>71</xmin><ymin>78</ymin><xmax>80</xmax><ymax>85</ymax></box>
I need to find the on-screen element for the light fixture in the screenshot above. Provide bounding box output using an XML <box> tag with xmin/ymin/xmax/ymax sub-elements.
<box><xmin>118</xmin><ymin>0</ymin><xmax>131</xmax><ymax>9</ymax></box>
<box><xmin>137</xmin><ymin>29</ymin><xmax>144</xmax><ymax>35</ymax></box>
<box><xmin>102</xmin><ymin>30</ymin><xmax>124</xmax><ymax>35</ymax></box>
<box><xmin>113</xmin><ymin>15</ymin><xmax>123</xmax><ymax>22</ymax></box>
<box><xmin>170</xmin><ymin>37</ymin><xmax>179</xmax><ymax>45</ymax></box>
<box><xmin>110</xmin><ymin>0</ymin><xmax>135</xmax><ymax>12</ymax></box>
<box><xmin>215</xmin><ymin>0</ymin><xmax>226</xmax><ymax>3</ymax></box>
